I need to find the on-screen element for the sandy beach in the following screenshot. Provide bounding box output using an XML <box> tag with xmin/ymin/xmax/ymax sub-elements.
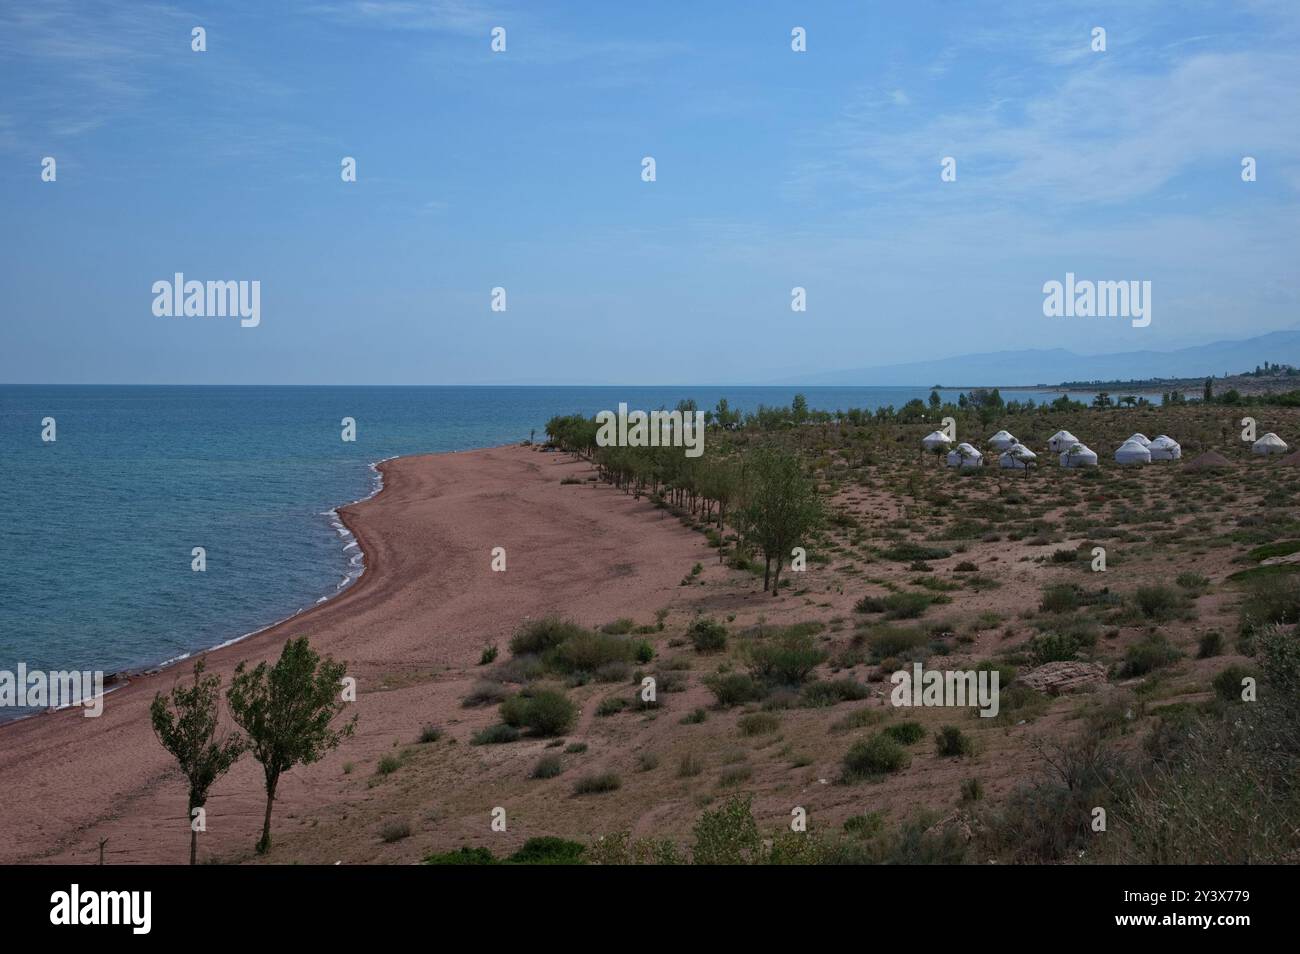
<box><xmin>0</xmin><ymin>445</ymin><xmax>711</xmax><ymax>864</ymax></box>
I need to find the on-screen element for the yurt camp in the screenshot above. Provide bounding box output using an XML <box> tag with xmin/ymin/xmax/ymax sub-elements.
<box><xmin>1115</xmin><ymin>439</ymin><xmax>1152</xmax><ymax>465</ymax></box>
<box><xmin>1252</xmin><ymin>432</ymin><xmax>1289</xmax><ymax>456</ymax></box>
<box><xmin>987</xmin><ymin>430</ymin><xmax>1018</xmax><ymax>452</ymax></box>
<box><xmin>999</xmin><ymin>443</ymin><xmax>1037</xmax><ymax>470</ymax></box>
<box><xmin>1060</xmin><ymin>442</ymin><xmax>1099</xmax><ymax>468</ymax></box>
<box><xmin>921</xmin><ymin>430</ymin><xmax>951</xmax><ymax>452</ymax></box>
<box><xmin>946</xmin><ymin>443</ymin><xmax>984</xmax><ymax>469</ymax></box>
<box><xmin>1147</xmin><ymin>435</ymin><xmax>1182</xmax><ymax>461</ymax></box>
<box><xmin>1047</xmin><ymin>430</ymin><xmax>1079</xmax><ymax>454</ymax></box>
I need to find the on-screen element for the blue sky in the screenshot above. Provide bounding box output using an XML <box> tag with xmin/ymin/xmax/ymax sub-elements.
<box><xmin>2</xmin><ymin>0</ymin><xmax>1298</xmax><ymax>384</ymax></box>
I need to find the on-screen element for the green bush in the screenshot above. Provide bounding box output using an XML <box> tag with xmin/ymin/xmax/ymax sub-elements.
<box><xmin>1120</xmin><ymin>633</ymin><xmax>1182</xmax><ymax>677</ymax></box>
<box><xmin>842</xmin><ymin>733</ymin><xmax>912</xmax><ymax>780</ymax></box>
<box><xmin>934</xmin><ymin>725</ymin><xmax>973</xmax><ymax>757</ymax></box>
<box><xmin>508</xmin><ymin>836</ymin><xmax>586</xmax><ymax>865</ymax></box>
<box><xmin>1028</xmin><ymin>632</ymin><xmax>1080</xmax><ymax>665</ymax></box>
<box><xmin>704</xmin><ymin>672</ymin><xmax>764</xmax><ymax>707</ymax></box>
<box><xmin>1197</xmin><ymin>631</ymin><xmax>1224</xmax><ymax>658</ymax></box>
<box><xmin>688</xmin><ymin>617</ymin><xmax>728</xmax><ymax>652</ymax></box>
<box><xmin>738</xmin><ymin>712</ymin><xmax>780</xmax><ymax>736</ymax></box>
<box><xmin>1212</xmin><ymin>665</ymin><xmax>1255</xmax><ymax>702</ymax></box>
<box><xmin>499</xmin><ymin>688</ymin><xmax>577</xmax><ymax>736</ymax></box>
<box><xmin>509</xmin><ymin>616</ymin><xmax>587</xmax><ymax>656</ymax></box>
<box><xmin>799</xmin><ymin>678</ymin><xmax>869</xmax><ymax>707</ymax></box>
<box><xmin>882</xmin><ymin>591</ymin><xmax>935</xmax><ymax>619</ymax></box>
<box><xmin>1133</xmin><ymin>585</ymin><xmax>1182</xmax><ymax>621</ymax></box>
<box><xmin>573</xmin><ymin>772</ymin><xmax>621</xmax><ymax>795</ymax></box>
<box><xmin>746</xmin><ymin>632</ymin><xmax>827</xmax><ymax>685</ymax></box>
<box><xmin>883</xmin><ymin>721</ymin><xmax>926</xmax><ymax>745</ymax></box>
<box><xmin>1039</xmin><ymin>584</ymin><xmax>1080</xmax><ymax>614</ymax></box>
<box><xmin>423</xmin><ymin>846</ymin><xmax>497</xmax><ymax>865</ymax></box>
<box><xmin>545</xmin><ymin>630</ymin><xmax>638</xmax><ymax>674</ymax></box>
<box><xmin>865</xmin><ymin>625</ymin><xmax>929</xmax><ymax>660</ymax></box>
<box><xmin>531</xmin><ymin>754</ymin><xmax>564</xmax><ymax>779</ymax></box>
<box><xmin>470</xmin><ymin>723</ymin><xmax>520</xmax><ymax>745</ymax></box>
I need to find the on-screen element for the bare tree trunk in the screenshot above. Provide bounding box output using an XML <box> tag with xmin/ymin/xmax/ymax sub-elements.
<box><xmin>258</xmin><ymin>776</ymin><xmax>278</xmax><ymax>855</ymax></box>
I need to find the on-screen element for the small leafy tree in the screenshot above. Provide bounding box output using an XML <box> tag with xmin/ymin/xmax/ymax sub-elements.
<box><xmin>738</xmin><ymin>449</ymin><xmax>822</xmax><ymax>594</ymax></box>
<box><xmin>227</xmin><ymin>637</ymin><xmax>357</xmax><ymax>854</ymax></box>
<box><xmin>150</xmin><ymin>661</ymin><xmax>245</xmax><ymax>864</ymax></box>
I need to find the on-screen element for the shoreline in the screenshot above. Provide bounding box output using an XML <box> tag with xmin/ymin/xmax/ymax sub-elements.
<box><xmin>0</xmin><ymin>455</ymin><xmax>397</xmax><ymax>733</ymax></box>
<box><xmin>0</xmin><ymin>441</ymin><xmax>715</xmax><ymax>863</ymax></box>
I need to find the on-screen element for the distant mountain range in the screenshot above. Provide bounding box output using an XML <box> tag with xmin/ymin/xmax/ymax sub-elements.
<box><xmin>779</xmin><ymin>330</ymin><xmax>1300</xmax><ymax>388</ymax></box>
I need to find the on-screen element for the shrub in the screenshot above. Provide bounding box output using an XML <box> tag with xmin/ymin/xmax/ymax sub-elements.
<box><xmin>1239</xmin><ymin>576</ymin><xmax>1300</xmax><ymax>641</ymax></box>
<box><xmin>471</xmin><ymin>723</ymin><xmax>520</xmax><ymax>745</ymax></box>
<box><xmin>1175</xmin><ymin>572</ymin><xmax>1209</xmax><ymax>592</ymax></box>
<box><xmin>865</xmin><ymin>625</ymin><xmax>929</xmax><ymax>660</ymax></box>
<box><xmin>704</xmin><ymin>672</ymin><xmax>764</xmax><ymax>707</ymax></box>
<box><xmin>692</xmin><ymin>795</ymin><xmax>762</xmax><ymax>864</ymax></box>
<box><xmin>1039</xmin><ymin>584</ymin><xmax>1081</xmax><ymax>614</ymax></box>
<box><xmin>531</xmin><ymin>754</ymin><xmax>564</xmax><ymax>779</ymax></box>
<box><xmin>601</xmin><ymin>618</ymin><xmax>635</xmax><ymax>635</ymax></box>
<box><xmin>883</xmin><ymin>591</ymin><xmax>935</xmax><ymax>619</ymax></box>
<box><xmin>379</xmin><ymin>819</ymin><xmax>411</xmax><ymax>843</ymax></box>
<box><xmin>746</xmin><ymin>632</ymin><xmax>827</xmax><ymax>685</ymax></box>
<box><xmin>573</xmin><ymin>772</ymin><xmax>621</xmax><ymax>795</ymax></box>
<box><xmin>843</xmin><ymin>812</ymin><xmax>884</xmax><ymax>837</ymax></box>
<box><xmin>418</xmin><ymin>725</ymin><xmax>443</xmax><ymax>744</ymax></box>
<box><xmin>507</xmin><ymin>836</ymin><xmax>586</xmax><ymax>865</ymax></box>
<box><xmin>375</xmin><ymin>753</ymin><xmax>402</xmax><ymax>776</ymax></box>
<box><xmin>738</xmin><ymin>712</ymin><xmax>780</xmax><ymax>736</ymax></box>
<box><xmin>424</xmin><ymin>846</ymin><xmax>497</xmax><ymax>865</ymax></box>
<box><xmin>1133</xmin><ymin>585</ymin><xmax>1182</xmax><ymax>621</ymax></box>
<box><xmin>934</xmin><ymin>725</ymin><xmax>973</xmax><ymax>757</ymax></box>
<box><xmin>855</xmin><ymin>594</ymin><xmax>886</xmax><ymax>613</ymax></box>
<box><xmin>1028</xmin><ymin>632</ymin><xmax>1080</xmax><ymax>665</ymax></box>
<box><xmin>633</xmin><ymin>640</ymin><xmax>654</xmax><ymax>664</ymax></box>
<box><xmin>881</xmin><ymin>542</ymin><xmax>951</xmax><ymax>562</ymax></box>
<box><xmin>677</xmin><ymin>752</ymin><xmax>704</xmax><ymax>777</ymax></box>
<box><xmin>1212</xmin><ymin>665</ymin><xmax>1254</xmax><ymax>702</ymax></box>
<box><xmin>882</xmin><ymin>721</ymin><xmax>925</xmax><ymax>745</ymax></box>
<box><xmin>688</xmin><ymin>617</ymin><xmax>728</xmax><ymax>653</ymax></box>
<box><xmin>596</xmin><ymin>695</ymin><xmax>628</xmax><ymax>717</ymax></box>
<box><xmin>502</xmin><ymin>689</ymin><xmax>577</xmax><ymax>736</ymax></box>
<box><xmin>545</xmin><ymin>630</ymin><xmax>638</xmax><ymax>674</ymax></box>
<box><xmin>478</xmin><ymin>644</ymin><xmax>499</xmax><ymax>665</ymax></box>
<box><xmin>799</xmin><ymin>678</ymin><xmax>869</xmax><ymax>708</ymax></box>
<box><xmin>842</xmin><ymin>733</ymin><xmax>912</xmax><ymax>780</ymax></box>
<box><xmin>680</xmin><ymin>707</ymin><xmax>708</xmax><ymax>725</ymax></box>
<box><xmin>960</xmin><ymin>778</ymin><xmax>984</xmax><ymax>803</ymax></box>
<box><xmin>1120</xmin><ymin>633</ymin><xmax>1182</xmax><ymax>677</ymax></box>
<box><xmin>509</xmin><ymin>616</ymin><xmax>586</xmax><ymax>656</ymax></box>
<box><xmin>1197</xmin><ymin>631</ymin><xmax>1224</xmax><ymax>658</ymax></box>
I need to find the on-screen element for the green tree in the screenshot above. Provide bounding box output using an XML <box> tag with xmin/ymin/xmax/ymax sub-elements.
<box><xmin>738</xmin><ymin>449</ymin><xmax>822</xmax><ymax>594</ymax></box>
<box><xmin>150</xmin><ymin>661</ymin><xmax>246</xmax><ymax>864</ymax></box>
<box><xmin>227</xmin><ymin>638</ymin><xmax>357</xmax><ymax>854</ymax></box>
<box><xmin>1204</xmin><ymin>377</ymin><xmax>1214</xmax><ymax>401</ymax></box>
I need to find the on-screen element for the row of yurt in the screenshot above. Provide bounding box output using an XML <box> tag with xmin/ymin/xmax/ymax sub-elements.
<box><xmin>929</xmin><ymin>426</ymin><xmax>1288</xmax><ymax>467</ymax></box>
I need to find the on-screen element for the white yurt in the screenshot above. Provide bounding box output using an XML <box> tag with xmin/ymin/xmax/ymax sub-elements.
<box><xmin>921</xmin><ymin>430</ymin><xmax>951</xmax><ymax>452</ymax></box>
<box><xmin>999</xmin><ymin>443</ymin><xmax>1037</xmax><ymax>469</ymax></box>
<box><xmin>1148</xmin><ymin>435</ymin><xmax>1182</xmax><ymax>461</ymax></box>
<box><xmin>946</xmin><ymin>443</ymin><xmax>984</xmax><ymax>469</ymax></box>
<box><xmin>1060</xmin><ymin>442</ymin><xmax>1099</xmax><ymax>468</ymax></box>
<box><xmin>1115</xmin><ymin>439</ymin><xmax>1152</xmax><ymax>465</ymax></box>
<box><xmin>1047</xmin><ymin>430</ymin><xmax>1079</xmax><ymax>454</ymax></box>
<box><xmin>1126</xmin><ymin>433</ymin><xmax>1152</xmax><ymax>447</ymax></box>
<box><xmin>1252</xmin><ymin>432</ymin><xmax>1289</xmax><ymax>456</ymax></box>
<box><xmin>988</xmin><ymin>430</ymin><xmax>1018</xmax><ymax>452</ymax></box>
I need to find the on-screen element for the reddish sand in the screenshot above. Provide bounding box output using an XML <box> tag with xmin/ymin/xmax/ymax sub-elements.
<box><xmin>0</xmin><ymin>445</ymin><xmax>709</xmax><ymax>864</ymax></box>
